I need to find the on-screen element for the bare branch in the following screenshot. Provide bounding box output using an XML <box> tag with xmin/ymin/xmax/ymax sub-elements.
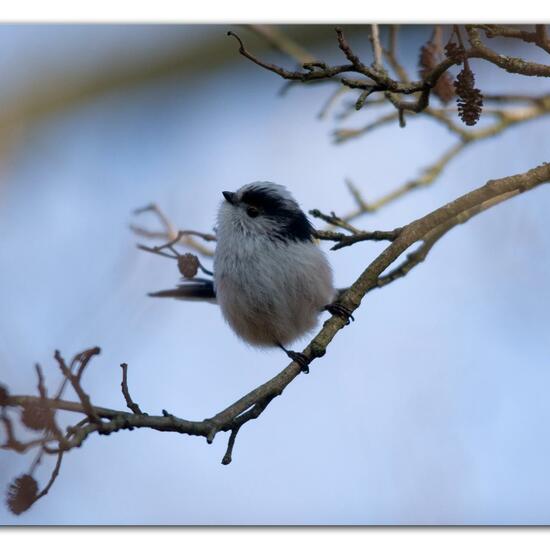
<box><xmin>246</xmin><ymin>25</ymin><xmax>316</xmax><ymax>65</ymax></box>
<box><xmin>317</xmin><ymin>85</ymin><xmax>350</xmax><ymax>119</ymax></box>
<box><xmin>35</xmin><ymin>452</ymin><xmax>64</xmax><ymax>502</ymax></box>
<box><xmin>131</xmin><ymin>203</ymin><xmax>215</xmax><ymax>257</ymax></box>
<box><xmin>54</xmin><ymin>349</ymin><xmax>103</xmax><ymax>428</ymax></box>
<box><xmin>309</xmin><ymin>209</ymin><xmax>362</xmax><ymax>234</ymax></box>
<box><xmin>120</xmin><ymin>363</ymin><xmax>143</xmax><ymax>415</ymax></box>
<box><xmin>227</xmin><ymin>30</ymin><xmax>354</xmax><ymax>82</ymax></box>
<box><xmin>473</xmin><ymin>24</ymin><xmax>550</xmax><ymax>55</ymax></box>
<box><xmin>345</xmin><ymin>178</ymin><xmax>370</xmax><ymax>212</ymax></box>
<box><xmin>3</xmin><ymin>163</ymin><xmax>548</xmax><ymax>501</ymax></box>
<box><xmin>332</xmin><ymin>95</ymin><xmax>550</xmax><ymax>223</ymax></box>
<box><xmin>466</xmin><ymin>26</ymin><xmax>550</xmax><ymax>77</ymax></box>
<box><xmin>369</xmin><ymin>24</ymin><xmax>384</xmax><ymax>71</ymax></box>
<box><xmin>229</xmin><ymin>25</ymin><xmax>550</xmax><ymax>121</ymax></box>
<box><xmin>316</xmin><ymin>227</ymin><xmax>403</xmax><ymax>251</ymax></box>
<box><xmin>221</xmin><ymin>427</ymin><xmax>241</xmax><ymax>466</ymax></box>
<box><xmin>333</xmin><ymin>111</ymin><xmax>400</xmax><ymax>143</ymax></box>
<box><xmin>383</xmin><ymin>25</ymin><xmax>410</xmax><ymax>83</ymax></box>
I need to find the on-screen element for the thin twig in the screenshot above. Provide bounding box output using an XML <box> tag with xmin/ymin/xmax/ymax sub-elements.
<box><xmin>473</xmin><ymin>24</ymin><xmax>550</xmax><ymax>55</ymax></box>
<box><xmin>369</xmin><ymin>24</ymin><xmax>384</xmax><ymax>71</ymax></box>
<box><xmin>309</xmin><ymin>209</ymin><xmax>361</xmax><ymax>234</ymax></box>
<box><xmin>54</xmin><ymin>349</ymin><xmax>103</xmax><ymax>428</ymax></box>
<box><xmin>131</xmin><ymin>203</ymin><xmax>215</xmax><ymax>257</ymax></box>
<box><xmin>315</xmin><ymin>227</ymin><xmax>403</xmax><ymax>250</ymax></box>
<box><xmin>383</xmin><ymin>25</ymin><xmax>410</xmax><ymax>82</ymax></box>
<box><xmin>318</xmin><ymin>85</ymin><xmax>349</xmax><ymax>119</ymax></box>
<box><xmin>120</xmin><ymin>363</ymin><xmax>143</xmax><ymax>415</ymax></box>
<box><xmin>333</xmin><ymin>111</ymin><xmax>400</xmax><ymax>143</ymax></box>
<box><xmin>221</xmin><ymin>427</ymin><xmax>241</xmax><ymax>465</ymax></box>
<box><xmin>228</xmin><ymin>25</ymin><xmax>550</xmax><ymax>120</ymax></box>
<box><xmin>35</xmin><ymin>452</ymin><xmax>64</xmax><ymax>501</ymax></box>
<box><xmin>246</xmin><ymin>25</ymin><xmax>316</xmax><ymax>65</ymax></box>
<box><xmin>3</xmin><ymin>162</ymin><xmax>548</xmax><ymax>486</ymax></box>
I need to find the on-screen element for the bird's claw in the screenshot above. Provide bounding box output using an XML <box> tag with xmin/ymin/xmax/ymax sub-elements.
<box><xmin>325</xmin><ymin>302</ymin><xmax>355</xmax><ymax>325</ymax></box>
<box><xmin>286</xmin><ymin>351</ymin><xmax>311</xmax><ymax>374</ymax></box>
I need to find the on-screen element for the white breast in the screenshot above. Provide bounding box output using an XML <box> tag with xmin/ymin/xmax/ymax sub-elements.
<box><xmin>214</xmin><ymin>234</ymin><xmax>334</xmax><ymax>347</ymax></box>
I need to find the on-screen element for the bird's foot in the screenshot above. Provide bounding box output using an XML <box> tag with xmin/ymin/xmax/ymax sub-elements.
<box><xmin>286</xmin><ymin>351</ymin><xmax>310</xmax><ymax>374</ymax></box>
<box><xmin>277</xmin><ymin>343</ymin><xmax>311</xmax><ymax>374</ymax></box>
<box><xmin>324</xmin><ymin>302</ymin><xmax>355</xmax><ymax>325</ymax></box>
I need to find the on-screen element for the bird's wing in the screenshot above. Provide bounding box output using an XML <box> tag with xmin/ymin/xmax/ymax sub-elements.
<box><xmin>148</xmin><ymin>277</ymin><xmax>217</xmax><ymax>303</ymax></box>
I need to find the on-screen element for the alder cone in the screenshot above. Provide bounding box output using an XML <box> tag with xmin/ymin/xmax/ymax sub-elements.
<box><xmin>6</xmin><ymin>474</ymin><xmax>38</xmax><ymax>515</ymax></box>
<box><xmin>21</xmin><ymin>403</ymin><xmax>54</xmax><ymax>431</ymax></box>
<box><xmin>178</xmin><ymin>253</ymin><xmax>199</xmax><ymax>279</ymax></box>
<box><xmin>419</xmin><ymin>41</ymin><xmax>454</xmax><ymax>104</ymax></box>
<box><xmin>434</xmin><ymin>72</ymin><xmax>455</xmax><ymax>104</ymax></box>
<box><xmin>419</xmin><ymin>42</ymin><xmax>438</xmax><ymax>75</ymax></box>
<box><xmin>455</xmin><ymin>66</ymin><xmax>483</xmax><ymax>126</ymax></box>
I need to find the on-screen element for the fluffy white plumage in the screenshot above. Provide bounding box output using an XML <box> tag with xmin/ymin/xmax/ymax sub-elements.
<box><xmin>150</xmin><ymin>182</ymin><xmax>336</xmax><ymax>365</ymax></box>
<box><xmin>214</xmin><ymin>183</ymin><xmax>335</xmax><ymax>346</ymax></box>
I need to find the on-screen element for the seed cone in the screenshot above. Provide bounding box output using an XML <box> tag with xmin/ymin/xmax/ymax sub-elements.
<box><xmin>6</xmin><ymin>475</ymin><xmax>38</xmax><ymax>515</ymax></box>
<box><xmin>455</xmin><ymin>66</ymin><xmax>483</xmax><ymax>126</ymax></box>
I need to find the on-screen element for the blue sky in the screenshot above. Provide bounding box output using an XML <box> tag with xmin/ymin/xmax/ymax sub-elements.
<box><xmin>0</xmin><ymin>25</ymin><xmax>549</xmax><ymax>525</ymax></box>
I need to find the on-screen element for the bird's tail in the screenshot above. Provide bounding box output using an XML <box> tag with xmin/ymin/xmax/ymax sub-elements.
<box><xmin>149</xmin><ymin>277</ymin><xmax>216</xmax><ymax>303</ymax></box>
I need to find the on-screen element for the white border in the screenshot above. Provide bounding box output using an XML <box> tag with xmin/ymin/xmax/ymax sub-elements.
<box><xmin>0</xmin><ymin>0</ymin><xmax>549</xmax><ymax>23</ymax></box>
<box><xmin>1</xmin><ymin>3</ymin><xmax>549</xmax><ymax>546</ymax></box>
<box><xmin>3</xmin><ymin>528</ymin><xmax>550</xmax><ymax>549</ymax></box>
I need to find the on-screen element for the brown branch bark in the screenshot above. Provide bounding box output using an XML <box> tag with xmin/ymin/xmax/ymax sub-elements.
<box><xmin>3</xmin><ymin>161</ymin><xmax>548</xmax><ymax>473</ymax></box>
<box><xmin>332</xmin><ymin>94</ymin><xmax>550</xmax><ymax>224</ymax></box>
<box><xmin>466</xmin><ymin>26</ymin><xmax>550</xmax><ymax>77</ymax></box>
<box><xmin>131</xmin><ymin>203</ymin><xmax>216</xmax><ymax>257</ymax></box>
<box><xmin>473</xmin><ymin>24</ymin><xmax>550</xmax><ymax>55</ymax></box>
<box><xmin>228</xmin><ymin>26</ymin><xmax>550</xmax><ymax>119</ymax></box>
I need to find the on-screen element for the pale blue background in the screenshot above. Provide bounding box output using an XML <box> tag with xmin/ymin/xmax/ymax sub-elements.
<box><xmin>0</xmin><ymin>25</ymin><xmax>549</xmax><ymax>525</ymax></box>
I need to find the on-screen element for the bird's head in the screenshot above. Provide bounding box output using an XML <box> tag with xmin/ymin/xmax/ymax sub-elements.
<box><xmin>217</xmin><ymin>182</ymin><xmax>313</xmax><ymax>242</ymax></box>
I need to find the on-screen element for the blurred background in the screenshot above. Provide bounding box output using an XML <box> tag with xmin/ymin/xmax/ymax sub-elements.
<box><xmin>0</xmin><ymin>24</ymin><xmax>549</xmax><ymax>525</ymax></box>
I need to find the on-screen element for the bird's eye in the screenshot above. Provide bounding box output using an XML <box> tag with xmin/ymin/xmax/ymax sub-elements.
<box><xmin>246</xmin><ymin>206</ymin><xmax>260</xmax><ymax>218</ymax></box>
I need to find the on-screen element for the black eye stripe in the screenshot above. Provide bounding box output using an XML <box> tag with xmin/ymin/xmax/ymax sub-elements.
<box><xmin>240</xmin><ymin>186</ymin><xmax>314</xmax><ymax>242</ymax></box>
<box><xmin>241</xmin><ymin>189</ymin><xmax>286</xmax><ymax>214</ymax></box>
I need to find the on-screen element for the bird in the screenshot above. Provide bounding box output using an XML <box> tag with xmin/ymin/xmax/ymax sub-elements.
<box><xmin>149</xmin><ymin>182</ymin><xmax>352</xmax><ymax>373</ymax></box>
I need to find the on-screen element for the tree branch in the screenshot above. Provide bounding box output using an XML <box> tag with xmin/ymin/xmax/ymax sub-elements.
<box><xmin>228</xmin><ymin>25</ymin><xmax>550</xmax><ymax>121</ymax></box>
<box><xmin>473</xmin><ymin>24</ymin><xmax>550</xmax><ymax>55</ymax></box>
<box><xmin>120</xmin><ymin>363</ymin><xmax>143</xmax><ymax>415</ymax></box>
<box><xmin>332</xmin><ymin>94</ymin><xmax>550</xmax><ymax>224</ymax></box>
<box><xmin>130</xmin><ymin>203</ymin><xmax>215</xmax><ymax>257</ymax></box>
<box><xmin>2</xmin><ymin>163</ymin><xmax>547</xmax><ymax>513</ymax></box>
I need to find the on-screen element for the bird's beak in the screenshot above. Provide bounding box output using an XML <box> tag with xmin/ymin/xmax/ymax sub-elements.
<box><xmin>222</xmin><ymin>191</ymin><xmax>236</xmax><ymax>205</ymax></box>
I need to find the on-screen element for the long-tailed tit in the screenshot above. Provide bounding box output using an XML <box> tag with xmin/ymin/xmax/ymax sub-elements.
<box><xmin>149</xmin><ymin>182</ymin><xmax>352</xmax><ymax>372</ymax></box>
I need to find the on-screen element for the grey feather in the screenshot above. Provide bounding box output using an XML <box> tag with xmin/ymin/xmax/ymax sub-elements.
<box><xmin>214</xmin><ymin>182</ymin><xmax>335</xmax><ymax>347</ymax></box>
